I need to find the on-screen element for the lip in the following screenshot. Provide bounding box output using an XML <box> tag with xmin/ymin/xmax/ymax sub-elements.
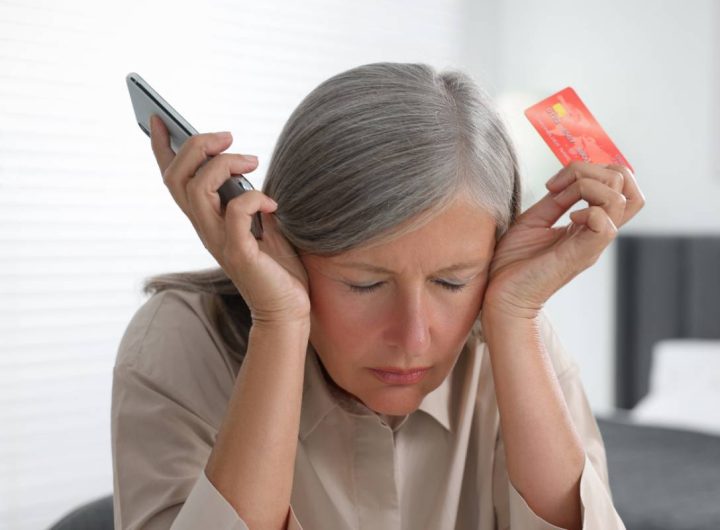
<box><xmin>369</xmin><ymin>367</ymin><xmax>430</xmax><ymax>385</ymax></box>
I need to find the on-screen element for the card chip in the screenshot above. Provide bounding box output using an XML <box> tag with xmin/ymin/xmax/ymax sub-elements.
<box><xmin>552</xmin><ymin>103</ymin><xmax>567</xmax><ymax>118</ymax></box>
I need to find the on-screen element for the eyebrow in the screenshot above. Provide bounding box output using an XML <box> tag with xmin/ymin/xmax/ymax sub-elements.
<box><xmin>334</xmin><ymin>260</ymin><xmax>486</xmax><ymax>275</ymax></box>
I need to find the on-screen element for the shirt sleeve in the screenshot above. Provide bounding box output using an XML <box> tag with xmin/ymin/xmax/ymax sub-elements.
<box><xmin>174</xmin><ymin>471</ymin><xmax>304</xmax><ymax>530</ymax></box>
<box><xmin>492</xmin><ymin>312</ymin><xmax>626</xmax><ymax>530</ymax></box>
<box><xmin>112</xmin><ymin>361</ymin><xmax>250</xmax><ymax>530</ymax></box>
<box><xmin>111</xmin><ymin>291</ymin><xmax>305</xmax><ymax>530</ymax></box>
<box><xmin>503</xmin><ymin>438</ymin><xmax>625</xmax><ymax>530</ymax></box>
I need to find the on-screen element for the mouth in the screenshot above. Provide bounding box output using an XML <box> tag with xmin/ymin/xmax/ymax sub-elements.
<box><xmin>368</xmin><ymin>367</ymin><xmax>430</xmax><ymax>385</ymax></box>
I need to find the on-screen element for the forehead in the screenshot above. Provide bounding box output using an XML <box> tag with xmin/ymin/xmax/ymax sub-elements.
<box><xmin>320</xmin><ymin>199</ymin><xmax>497</xmax><ymax>272</ymax></box>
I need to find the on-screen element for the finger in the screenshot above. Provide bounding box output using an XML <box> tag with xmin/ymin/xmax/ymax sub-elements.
<box><xmin>186</xmin><ymin>155</ymin><xmax>260</xmax><ymax>261</ymax></box>
<box><xmin>258</xmin><ymin>213</ymin><xmax>309</xmax><ymax>290</ymax></box>
<box><xmin>162</xmin><ymin>132</ymin><xmax>236</xmax><ymax>216</ymax></box>
<box><xmin>604</xmin><ymin>164</ymin><xmax>646</xmax><ymax>226</ymax></box>
<box><xmin>517</xmin><ymin>175</ymin><xmax>625</xmax><ymax>230</ymax></box>
<box><xmin>551</xmin><ymin>178</ymin><xmax>627</xmax><ymax>228</ymax></box>
<box><xmin>188</xmin><ymin>153</ymin><xmax>260</xmax><ymax>221</ymax></box>
<box><xmin>546</xmin><ymin>161</ymin><xmax>624</xmax><ymax>194</ymax></box>
<box><xmin>529</xmin><ymin>161</ymin><xmax>627</xmax><ymax>228</ymax></box>
<box><xmin>569</xmin><ymin>206</ymin><xmax>617</xmax><ymax>235</ymax></box>
<box><xmin>560</xmin><ymin>206</ymin><xmax>618</xmax><ymax>268</ymax></box>
<box><xmin>149</xmin><ymin>115</ymin><xmax>175</xmax><ymax>173</ymax></box>
<box><xmin>258</xmin><ymin>212</ymin><xmax>295</xmax><ymax>260</ymax></box>
<box><xmin>169</xmin><ymin>131</ymin><xmax>235</xmax><ymax>183</ymax></box>
<box><xmin>515</xmin><ymin>189</ymin><xmax>567</xmax><ymax>228</ymax></box>
<box><xmin>223</xmin><ymin>191</ymin><xmax>279</xmax><ymax>265</ymax></box>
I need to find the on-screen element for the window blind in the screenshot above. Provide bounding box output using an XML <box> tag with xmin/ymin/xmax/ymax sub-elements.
<box><xmin>0</xmin><ymin>0</ymin><xmax>464</xmax><ymax>527</ymax></box>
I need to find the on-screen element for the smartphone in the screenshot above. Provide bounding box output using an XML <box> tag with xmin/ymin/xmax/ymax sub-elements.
<box><xmin>126</xmin><ymin>72</ymin><xmax>263</xmax><ymax>239</ymax></box>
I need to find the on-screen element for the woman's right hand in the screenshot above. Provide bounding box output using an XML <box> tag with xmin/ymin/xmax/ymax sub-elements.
<box><xmin>148</xmin><ymin>115</ymin><xmax>310</xmax><ymax>325</ymax></box>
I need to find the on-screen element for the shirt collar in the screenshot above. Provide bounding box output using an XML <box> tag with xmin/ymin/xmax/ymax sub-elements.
<box><xmin>298</xmin><ymin>345</ymin><xmax>347</xmax><ymax>440</ymax></box>
<box><xmin>416</xmin><ymin>363</ymin><xmax>452</xmax><ymax>430</ymax></box>
<box><xmin>298</xmin><ymin>340</ymin><xmax>475</xmax><ymax>440</ymax></box>
<box><xmin>417</xmin><ymin>332</ymin><xmax>481</xmax><ymax>432</ymax></box>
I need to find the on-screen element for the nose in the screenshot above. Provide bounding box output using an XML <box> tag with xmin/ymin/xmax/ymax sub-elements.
<box><xmin>384</xmin><ymin>287</ymin><xmax>432</xmax><ymax>357</ymax></box>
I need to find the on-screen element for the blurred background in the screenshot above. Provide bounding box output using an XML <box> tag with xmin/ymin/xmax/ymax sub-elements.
<box><xmin>1</xmin><ymin>0</ymin><xmax>719</xmax><ymax>529</ymax></box>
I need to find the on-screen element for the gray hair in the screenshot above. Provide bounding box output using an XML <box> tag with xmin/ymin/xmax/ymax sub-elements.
<box><xmin>143</xmin><ymin>62</ymin><xmax>522</xmax><ymax>361</ymax></box>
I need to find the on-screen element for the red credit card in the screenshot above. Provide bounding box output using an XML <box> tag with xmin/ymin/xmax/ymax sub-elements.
<box><xmin>524</xmin><ymin>87</ymin><xmax>633</xmax><ymax>172</ymax></box>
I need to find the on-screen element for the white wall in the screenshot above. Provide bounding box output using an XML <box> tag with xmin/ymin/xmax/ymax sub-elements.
<box><xmin>0</xmin><ymin>2</ymin><xmax>466</xmax><ymax>528</ymax></box>
<box><xmin>464</xmin><ymin>0</ymin><xmax>720</xmax><ymax>413</ymax></box>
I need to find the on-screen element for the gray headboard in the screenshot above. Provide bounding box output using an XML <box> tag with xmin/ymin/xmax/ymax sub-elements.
<box><xmin>615</xmin><ymin>235</ymin><xmax>720</xmax><ymax>410</ymax></box>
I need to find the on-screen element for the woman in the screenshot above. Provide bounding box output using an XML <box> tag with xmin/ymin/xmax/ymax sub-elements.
<box><xmin>111</xmin><ymin>62</ymin><xmax>643</xmax><ymax>530</ymax></box>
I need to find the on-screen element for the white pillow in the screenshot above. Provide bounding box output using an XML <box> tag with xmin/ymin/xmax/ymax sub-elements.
<box><xmin>630</xmin><ymin>339</ymin><xmax>720</xmax><ymax>436</ymax></box>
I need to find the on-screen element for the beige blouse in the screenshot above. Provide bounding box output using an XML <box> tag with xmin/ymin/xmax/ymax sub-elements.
<box><xmin>111</xmin><ymin>288</ymin><xmax>625</xmax><ymax>530</ymax></box>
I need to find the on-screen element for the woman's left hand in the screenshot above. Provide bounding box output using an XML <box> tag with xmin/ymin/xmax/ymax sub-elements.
<box><xmin>482</xmin><ymin>161</ymin><xmax>645</xmax><ymax>320</ymax></box>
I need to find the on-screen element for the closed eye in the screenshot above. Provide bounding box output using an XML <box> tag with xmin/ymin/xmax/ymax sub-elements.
<box><xmin>348</xmin><ymin>282</ymin><xmax>384</xmax><ymax>294</ymax></box>
<box><xmin>347</xmin><ymin>280</ymin><xmax>467</xmax><ymax>294</ymax></box>
<box><xmin>435</xmin><ymin>280</ymin><xmax>467</xmax><ymax>291</ymax></box>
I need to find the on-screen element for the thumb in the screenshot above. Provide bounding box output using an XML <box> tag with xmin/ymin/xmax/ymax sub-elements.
<box><xmin>150</xmin><ymin>115</ymin><xmax>175</xmax><ymax>171</ymax></box>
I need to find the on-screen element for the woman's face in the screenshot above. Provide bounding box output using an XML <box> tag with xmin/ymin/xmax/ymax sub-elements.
<box><xmin>300</xmin><ymin>197</ymin><xmax>497</xmax><ymax>417</ymax></box>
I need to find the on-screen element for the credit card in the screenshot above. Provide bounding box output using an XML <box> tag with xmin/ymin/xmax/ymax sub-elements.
<box><xmin>524</xmin><ymin>87</ymin><xmax>633</xmax><ymax>172</ymax></box>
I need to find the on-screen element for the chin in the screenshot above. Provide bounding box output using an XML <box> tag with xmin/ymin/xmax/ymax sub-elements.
<box><xmin>362</xmin><ymin>389</ymin><xmax>424</xmax><ymax>416</ymax></box>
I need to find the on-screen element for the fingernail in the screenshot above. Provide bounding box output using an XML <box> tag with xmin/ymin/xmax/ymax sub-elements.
<box><xmin>149</xmin><ymin>115</ymin><xmax>155</xmax><ymax>134</ymax></box>
<box><xmin>245</xmin><ymin>154</ymin><xmax>258</xmax><ymax>162</ymax></box>
<box><xmin>546</xmin><ymin>172</ymin><xmax>562</xmax><ymax>187</ymax></box>
<box><xmin>218</xmin><ymin>131</ymin><xmax>232</xmax><ymax>139</ymax></box>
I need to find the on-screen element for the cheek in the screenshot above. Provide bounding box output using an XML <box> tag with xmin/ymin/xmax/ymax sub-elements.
<box><xmin>434</xmin><ymin>281</ymin><xmax>488</xmax><ymax>346</ymax></box>
<box><xmin>308</xmin><ymin>281</ymin><xmax>382</xmax><ymax>350</ymax></box>
<box><xmin>437</xmin><ymin>294</ymin><xmax>482</xmax><ymax>341</ymax></box>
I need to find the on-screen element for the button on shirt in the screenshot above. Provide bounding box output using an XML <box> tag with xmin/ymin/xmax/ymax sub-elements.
<box><xmin>111</xmin><ymin>289</ymin><xmax>625</xmax><ymax>529</ymax></box>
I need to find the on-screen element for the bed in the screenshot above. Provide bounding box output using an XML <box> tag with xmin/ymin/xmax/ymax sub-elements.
<box><xmin>594</xmin><ymin>234</ymin><xmax>720</xmax><ymax>530</ymax></box>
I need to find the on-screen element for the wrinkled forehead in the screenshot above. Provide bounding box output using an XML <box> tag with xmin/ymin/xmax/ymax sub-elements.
<box><xmin>307</xmin><ymin>200</ymin><xmax>497</xmax><ymax>274</ymax></box>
